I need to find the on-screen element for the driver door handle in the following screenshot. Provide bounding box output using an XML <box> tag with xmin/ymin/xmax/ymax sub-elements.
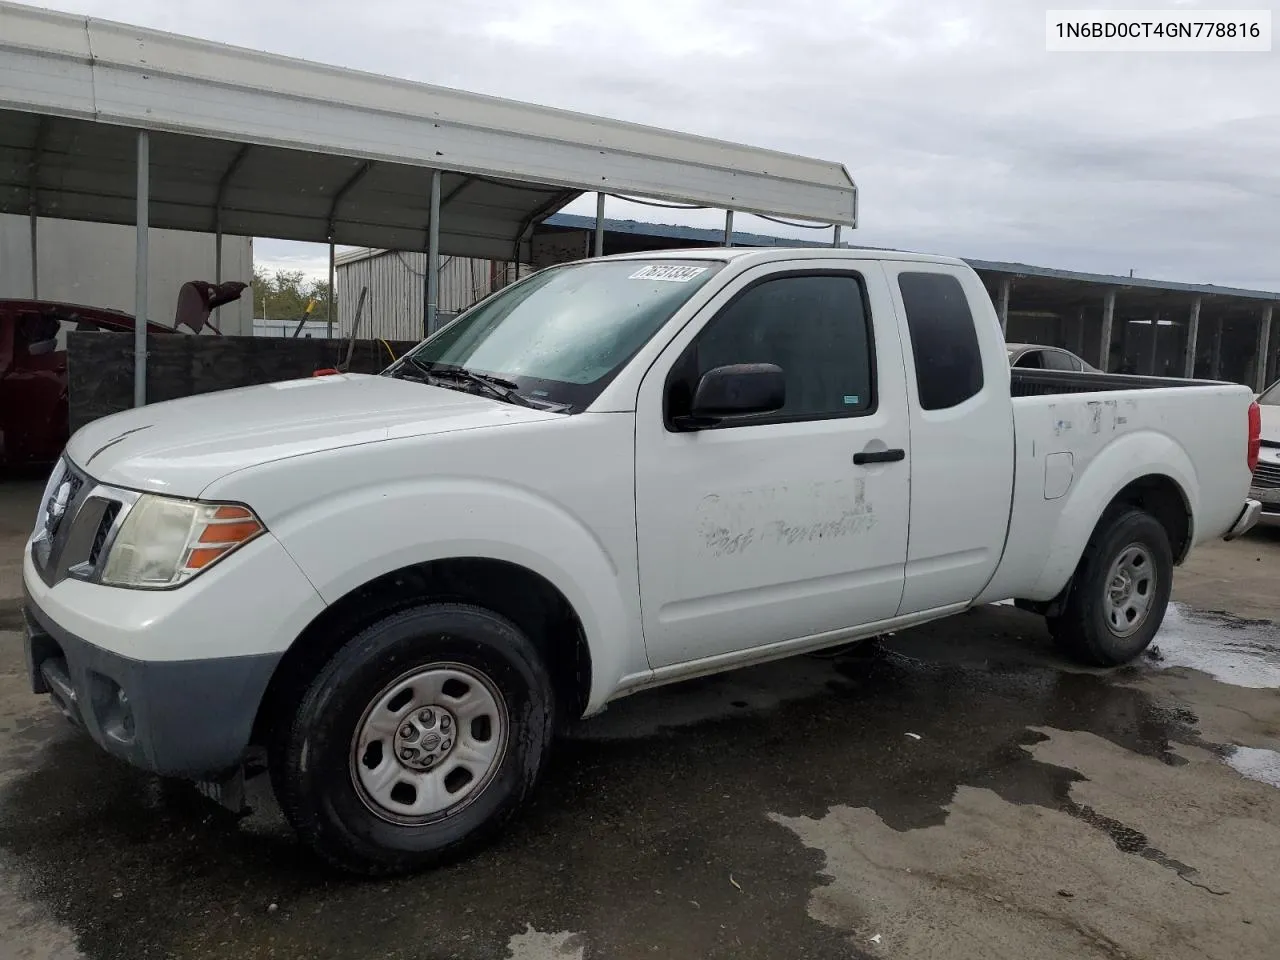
<box><xmin>853</xmin><ymin>448</ymin><xmax>906</xmax><ymax>465</ymax></box>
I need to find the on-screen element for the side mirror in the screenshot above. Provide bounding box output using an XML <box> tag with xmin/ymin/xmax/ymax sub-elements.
<box><xmin>676</xmin><ymin>363</ymin><xmax>786</xmax><ymax>429</ymax></box>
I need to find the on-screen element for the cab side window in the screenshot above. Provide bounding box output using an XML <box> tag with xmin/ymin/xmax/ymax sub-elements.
<box><xmin>898</xmin><ymin>271</ymin><xmax>984</xmax><ymax>410</ymax></box>
<box><xmin>667</xmin><ymin>273</ymin><xmax>875</xmax><ymax>427</ymax></box>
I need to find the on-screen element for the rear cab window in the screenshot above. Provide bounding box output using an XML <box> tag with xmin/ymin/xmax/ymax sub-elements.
<box><xmin>897</xmin><ymin>271</ymin><xmax>984</xmax><ymax>410</ymax></box>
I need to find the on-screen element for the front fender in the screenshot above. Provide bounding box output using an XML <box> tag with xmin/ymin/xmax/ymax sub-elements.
<box><xmin>270</xmin><ymin>476</ymin><xmax>639</xmax><ymax>714</ymax></box>
<box><xmin>1029</xmin><ymin>429</ymin><xmax>1197</xmax><ymax>599</ymax></box>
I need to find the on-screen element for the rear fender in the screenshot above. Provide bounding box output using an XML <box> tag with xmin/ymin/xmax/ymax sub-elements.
<box><xmin>1028</xmin><ymin>431</ymin><xmax>1196</xmax><ymax>600</ymax></box>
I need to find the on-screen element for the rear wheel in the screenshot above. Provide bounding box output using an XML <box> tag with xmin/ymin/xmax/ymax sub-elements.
<box><xmin>269</xmin><ymin>602</ymin><xmax>554</xmax><ymax>875</ymax></box>
<box><xmin>1047</xmin><ymin>508</ymin><xmax>1173</xmax><ymax>666</ymax></box>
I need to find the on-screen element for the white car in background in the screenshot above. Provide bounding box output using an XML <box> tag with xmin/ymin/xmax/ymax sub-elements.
<box><xmin>1006</xmin><ymin>342</ymin><xmax>1100</xmax><ymax>373</ymax></box>
<box><xmin>1251</xmin><ymin>379</ymin><xmax>1280</xmax><ymax>525</ymax></box>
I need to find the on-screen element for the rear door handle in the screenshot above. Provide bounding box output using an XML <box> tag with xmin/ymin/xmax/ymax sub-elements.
<box><xmin>853</xmin><ymin>448</ymin><xmax>906</xmax><ymax>465</ymax></box>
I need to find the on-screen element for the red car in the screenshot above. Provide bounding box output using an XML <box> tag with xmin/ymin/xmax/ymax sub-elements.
<box><xmin>0</xmin><ymin>300</ymin><xmax>174</xmax><ymax>468</ymax></box>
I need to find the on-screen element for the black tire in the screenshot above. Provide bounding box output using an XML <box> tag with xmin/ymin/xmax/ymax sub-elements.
<box><xmin>1047</xmin><ymin>507</ymin><xmax>1173</xmax><ymax>666</ymax></box>
<box><xmin>269</xmin><ymin>602</ymin><xmax>555</xmax><ymax>875</ymax></box>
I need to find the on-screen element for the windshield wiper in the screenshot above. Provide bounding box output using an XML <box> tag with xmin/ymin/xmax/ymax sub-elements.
<box><xmin>405</xmin><ymin>358</ymin><xmax>539</xmax><ymax>408</ymax></box>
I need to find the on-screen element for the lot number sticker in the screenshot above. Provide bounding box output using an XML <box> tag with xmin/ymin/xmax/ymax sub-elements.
<box><xmin>629</xmin><ymin>265</ymin><xmax>709</xmax><ymax>282</ymax></box>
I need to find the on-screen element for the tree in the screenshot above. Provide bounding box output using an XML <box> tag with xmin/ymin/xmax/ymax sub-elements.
<box><xmin>252</xmin><ymin>267</ymin><xmax>333</xmax><ymax>321</ymax></box>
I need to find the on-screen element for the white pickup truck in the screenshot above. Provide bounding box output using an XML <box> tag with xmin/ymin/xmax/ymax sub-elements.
<box><xmin>23</xmin><ymin>247</ymin><xmax>1262</xmax><ymax>874</ymax></box>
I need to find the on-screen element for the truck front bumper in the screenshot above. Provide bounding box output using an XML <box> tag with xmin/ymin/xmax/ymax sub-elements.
<box><xmin>23</xmin><ymin>594</ymin><xmax>282</xmax><ymax>778</ymax></box>
<box><xmin>20</xmin><ymin>527</ymin><xmax>325</xmax><ymax>781</ymax></box>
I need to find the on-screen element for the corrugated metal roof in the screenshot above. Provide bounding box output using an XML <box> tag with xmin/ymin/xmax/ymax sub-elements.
<box><xmin>963</xmin><ymin>259</ymin><xmax>1280</xmax><ymax>302</ymax></box>
<box><xmin>537</xmin><ymin>215</ymin><xmax>1280</xmax><ymax>303</ymax></box>
<box><xmin>0</xmin><ymin>1</ymin><xmax>856</xmax><ymax>262</ymax></box>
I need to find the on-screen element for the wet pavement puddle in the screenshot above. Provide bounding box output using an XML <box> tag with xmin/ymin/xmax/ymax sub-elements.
<box><xmin>0</xmin><ymin>602</ymin><xmax>1277</xmax><ymax>959</ymax></box>
<box><xmin>1145</xmin><ymin>603</ymin><xmax>1280</xmax><ymax>688</ymax></box>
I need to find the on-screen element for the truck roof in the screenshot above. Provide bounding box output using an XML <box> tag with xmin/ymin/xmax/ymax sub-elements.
<box><xmin>598</xmin><ymin>247</ymin><xmax>970</xmax><ymax>267</ymax></box>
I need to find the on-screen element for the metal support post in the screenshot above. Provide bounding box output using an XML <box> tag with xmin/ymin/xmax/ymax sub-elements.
<box><xmin>28</xmin><ymin>210</ymin><xmax>38</xmax><ymax>299</ymax></box>
<box><xmin>1147</xmin><ymin>312</ymin><xmax>1160</xmax><ymax>376</ymax></box>
<box><xmin>996</xmin><ymin>278</ymin><xmax>1011</xmax><ymax>335</ymax></box>
<box><xmin>327</xmin><ymin>240</ymin><xmax>336</xmax><ymax>339</ymax></box>
<box><xmin>1211</xmin><ymin>318</ymin><xmax>1224</xmax><ymax>379</ymax></box>
<box><xmin>594</xmin><ymin>193</ymin><xmax>605</xmax><ymax>257</ymax></box>
<box><xmin>426</xmin><ymin>169</ymin><xmax>441</xmax><ymax>337</ymax></box>
<box><xmin>1074</xmin><ymin>307</ymin><xmax>1086</xmax><ymax>358</ymax></box>
<box><xmin>1183</xmin><ymin>297</ymin><xmax>1201</xmax><ymax>378</ymax></box>
<box><xmin>1099</xmin><ymin>290</ymin><xmax>1116</xmax><ymax>372</ymax></box>
<box><xmin>1256</xmin><ymin>305</ymin><xmax>1274</xmax><ymax>392</ymax></box>
<box><xmin>832</xmin><ymin>225</ymin><xmax>842</xmax><ymax>248</ymax></box>
<box><xmin>723</xmin><ymin>210</ymin><xmax>734</xmax><ymax>248</ymax></box>
<box><xmin>28</xmin><ymin>118</ymin><xmax>45</xmax><ymax>299</ymax></box>
<box><xmin>134</xmin><ymin>129</ymin><xmax>150</xmax><ymax>408</ymax></box>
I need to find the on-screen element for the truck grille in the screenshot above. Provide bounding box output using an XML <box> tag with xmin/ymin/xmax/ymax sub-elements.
<box><xmin>88</xmin><ymin>502</ymin><xmax>121</xmax><ymax>567</ymax></box>
<box><xmin>31</xmin><ymin>459</ymin><xmax>126</xmax><ymax>587</ymax></box>
<box><xmin>1252</xmin><ymin>461</ymin><xmax>1280</xmax><ymax>490</ymax></box>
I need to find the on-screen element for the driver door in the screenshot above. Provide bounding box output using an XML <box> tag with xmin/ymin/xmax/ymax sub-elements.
<box><xmin>633</xmin><ymin>262</ymin><xmax>911</xmax><ymax>669</ymax></box>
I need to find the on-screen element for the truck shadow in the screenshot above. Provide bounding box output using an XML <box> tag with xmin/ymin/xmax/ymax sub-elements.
<box><xmin>0</xmin><ymin>604</ymin><xmax>1264</xmax><ymax>960</ymax></box>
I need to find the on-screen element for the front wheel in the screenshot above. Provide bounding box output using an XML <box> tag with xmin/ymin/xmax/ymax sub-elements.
<box><xmin>1047</xmin><ymin>507</ymin><xmax>1173</xmax><ymax>666</ymax></box>
<box><xmin>270</xmin><ymin>602</ymin><xmax>555</xmax><ymax>875</ymax></box>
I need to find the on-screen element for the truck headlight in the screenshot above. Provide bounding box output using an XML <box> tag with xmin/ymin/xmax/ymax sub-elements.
<box><xmin>100</xmin><ymin>495</ymin><xmax>265</xmax><ymax>589</ymax></box>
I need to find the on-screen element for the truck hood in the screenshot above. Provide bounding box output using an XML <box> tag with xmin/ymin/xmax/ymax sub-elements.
<box><xmin>65</xmin><ymin>373</ymin><xmax>560</xmax><ymax>496</ymax></box>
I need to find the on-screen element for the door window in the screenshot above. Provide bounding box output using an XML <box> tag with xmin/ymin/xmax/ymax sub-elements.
<box><xmin>667</xmin><ymin>272</ymin><xmax>875</xmax><ymax>427</ymax></box>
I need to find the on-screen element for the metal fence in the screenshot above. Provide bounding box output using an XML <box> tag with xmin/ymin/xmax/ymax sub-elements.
<box><xmin>336</xmin><ymin>252</ymin><xmax>525</xmax><ymax>341</ymax></box>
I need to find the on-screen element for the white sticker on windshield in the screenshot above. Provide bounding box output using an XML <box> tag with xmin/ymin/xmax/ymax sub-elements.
<box><xmin>628</xmin><ymin>264</ymin><xmax>709</xmax><ymax>283</ymax></box>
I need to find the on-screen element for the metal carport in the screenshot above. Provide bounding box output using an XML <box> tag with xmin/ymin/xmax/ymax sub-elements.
<box><xmin>0</xmin><ymin>0</ymin><xmax>857</xmax><ymax>405</ymax></box>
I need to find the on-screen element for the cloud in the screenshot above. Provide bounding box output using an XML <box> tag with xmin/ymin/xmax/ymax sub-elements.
<box><xmin>31</xmin><ymin>0</ymin><xmax>1280</xmax><ymax>290</ymax></box>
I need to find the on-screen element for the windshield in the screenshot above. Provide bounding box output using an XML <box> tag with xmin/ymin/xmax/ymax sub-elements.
<box><xmin>387</xmin><ymin>259</ymin><xmax>723</xmax><ymax>411</ymax></box>
<box><xmin>1259</xmin><ymin>380</ymin><xmax>1280</xmax><ymax>405</ymax></box>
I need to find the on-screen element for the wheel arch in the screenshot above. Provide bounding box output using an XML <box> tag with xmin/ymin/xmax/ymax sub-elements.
<box><xmin>1028</xmin><ymin>430</ymin><xmax>1197</xmax><ymax>601</ymax></box>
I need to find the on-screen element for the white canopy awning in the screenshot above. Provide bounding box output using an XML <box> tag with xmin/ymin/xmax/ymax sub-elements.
<box><xmin>0</xmin><ymin>1</ymin><xmax>857</xmax><ymax>262</ymax></box>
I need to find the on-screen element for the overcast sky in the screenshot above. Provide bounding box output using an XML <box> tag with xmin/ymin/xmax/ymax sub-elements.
<box><xmin>34</xmin><ymin>0</ymin><xmax>1280</xmax><ymax>291</ymax></box>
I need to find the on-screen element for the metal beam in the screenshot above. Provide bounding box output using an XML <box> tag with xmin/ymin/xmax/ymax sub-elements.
<box><xmin>27</xmin><ymin>117</ymin><xmax>47</xmax><ymax>299</ymax></box>
<box><xmin>326</xmin><ymin>161</ymin><xmax>375</xmax><ymax>338</ymax></box>
<box><xmin>594</xmin><ymin>192</ymin><xmax>605</xmax><ymax>257</ymax></box>
<box><xmin>724</xmin><ymin>210</ymin><xmax>734</xmax><ymax>248</ymax></box>
<box><xmin>327</xmin><ymin>160</ymin><xmax>375</xmax><ymax>230</ymax></box>
<box><xmin>327</xmin><ymin>241</ymin><xmax>336</xmax><ymax>339</ymax></box>
<box><xmin>1099</xmin><ymin>289</ymin><xmax>1116</xmax><ymax>372</ymax></box>
<box><xmin>213</xmin><ymin>145</ymin><xmax>251</xmax><ymax>286</ymax></box>
<box><xmin>134</xmin><ymin>129</ymin><xmax>150</xmax><ymax>408</ymax></box>
<box><xmin>1211</xmin><ymin>317</ymin><xmax>1224</xmax><ymax>380</ymax></box>
<box><xmin>510</xmin><ymin>190</ymin><xmax>580</xmax><ymax>263</ymax></box>
<box><xmin>996</xmin><ymin>278</ymin><xmax>1011</xmax><ymax>335</ymax></box>
<box><xmin>832</xmin><ymin>225</ymin><xmax>842</xmax><ymax>248</ymax></box>
<box><xmin>1183</xmin><ymin>296</ymin><xmax>1201</xmax><ymax>379</ymax></box>
<box><xmin>1147</xmin><ymin>312</ymin><xmax>1160</xmax><ymax>376</ymax></box>
<box><xmin>425</xmin><ymin>169</ymin><xmax>441</xmax><ymax>337</ymax></box>
<box><xmin>1257</xmin><ymin>305</ymin><xmax>1274</xmax><ymax>392</ymax></box>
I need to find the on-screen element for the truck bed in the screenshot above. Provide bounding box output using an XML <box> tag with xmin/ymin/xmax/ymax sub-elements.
<box><xmin>979</xmin><ymin>370</ymin><xmax>1257</xmax><ymax>606</ymax></box>
<box><xmin>1010</xmin><ymin>368</ymin><xmax>1224</xmax><ymax>397</ymax></box>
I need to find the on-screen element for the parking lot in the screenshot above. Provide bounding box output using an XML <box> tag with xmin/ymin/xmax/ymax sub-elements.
<box><xmin>2</xmin><ymin>474</ymin><xmax>1278</xmax><ymax>960</ymax></box>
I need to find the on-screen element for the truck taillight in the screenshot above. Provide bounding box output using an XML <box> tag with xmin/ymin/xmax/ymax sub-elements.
<box><xmin>1248</xmin><ymin>400</ymin><xmax>1261</xmax><ymax>473</ymax></box>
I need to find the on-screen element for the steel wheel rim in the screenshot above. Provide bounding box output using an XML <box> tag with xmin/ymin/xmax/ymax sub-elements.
<box><xmin>349</xmin><ymin>661</ymin><xmax>509</xmax><ymax>825</ymax></box>
<box><xmin>1103</xmin><ymin>542</ymin><xmax>1156</xmax><ymax>638</ymax></box>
